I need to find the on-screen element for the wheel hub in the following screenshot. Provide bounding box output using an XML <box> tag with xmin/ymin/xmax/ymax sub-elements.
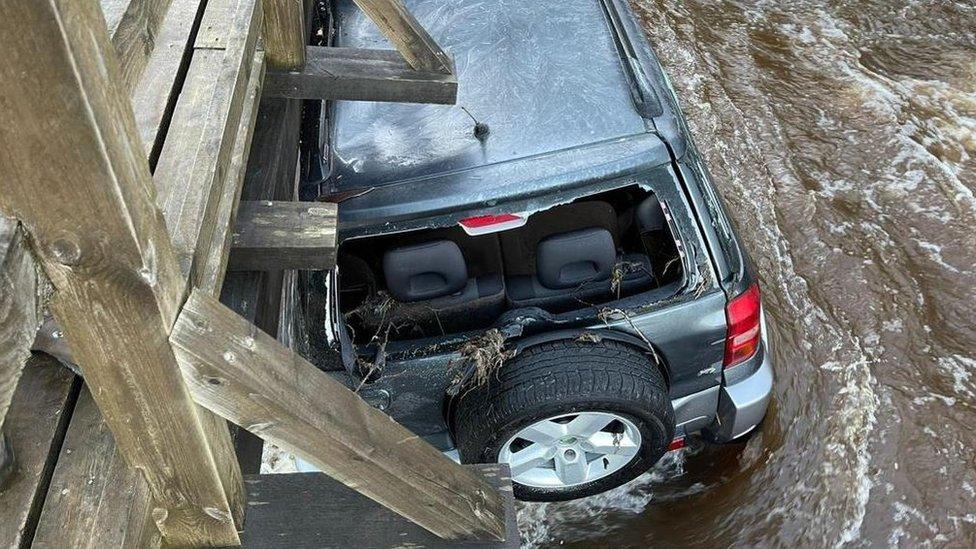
<box><xmin>497</xmin><ymin>411</ymin><xmax>642</xmax><ymax>489</ymax></box>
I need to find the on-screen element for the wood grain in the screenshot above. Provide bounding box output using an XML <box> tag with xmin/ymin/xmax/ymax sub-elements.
<box><xmin>238</xmin><ymin>465</ymin><xmax>520</xmax><ymax>547</ymax></box>
<box><xmin>153</xmin><ymin>0</ymin><xmax>264</xmax><ymax>284</ymax></box>
<box><xmin>0</xmin><ymin>218</ymin><xmax>47</xmax><ymax>432</ymax></box>
<box><xmin>351</xmin><ymin>0</ymin><xmax>452</xmax><ymax>73</ymax></box>
<box><xmin>32</xmin><ymin>388</ymin><xmax>160</xmax><ymax>549</ymax></box>
<box><xmin>228</xmin><ymin>201</ymin><xmax>337</xmax><ymax>271</ymax></box>
<box><xmin>0</xmin><ymin>0</ymin><xmax>239</xmax><ymax>544</ymax></box>
<box><xmin>199</xmin><ymin>52</ymin><xmax>267</xmax><ymax>296</ymax></box>
<box><xmin>171</xmin><ymin>290</ymin><xmax>507</xmax><ymax>541</ymax></box>
<box><xmin>128</xmin><ymin>0</ymin><xmax>207</xmax><ymax>162</ymax></box>
<box><xmin>102</xmin><ymin>0</ymin><xmax>174</xmax><ymax>93</ymax></box>
<box><xmin>265</xmin><ymin>46</ymin><xmax>457</xmax><ymax>104</ymax></box>
<box><xmin>0</xmin><ymin>355</ymin><xmax>77</xmax><ymax>549</ymax></box>
<box><xmin>260</xmin><ymin>0</ymin><xmax>306</xmax><ymax>69</ymax></box>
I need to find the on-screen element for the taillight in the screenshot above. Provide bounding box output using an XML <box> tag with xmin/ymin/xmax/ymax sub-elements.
<box><xmin>723</xmin><ymin>283</ymin><xmax>762</xmax><ymax>368</ymax></box>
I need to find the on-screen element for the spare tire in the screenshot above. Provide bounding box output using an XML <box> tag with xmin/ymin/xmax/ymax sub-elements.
<box><xmin>452</xmin><ymin>339</ymin><xmax>674</xmax><ymax>501</ymax></box>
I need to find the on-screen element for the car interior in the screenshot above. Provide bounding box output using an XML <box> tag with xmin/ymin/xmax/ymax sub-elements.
<box><xmin>337</xmin><ymin>187</ymin><xmax>684</xmax><ymax>344</ymax></box>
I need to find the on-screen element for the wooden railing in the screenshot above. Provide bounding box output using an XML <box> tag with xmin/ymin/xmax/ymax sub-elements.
<box><xmin>0</xmin><ymin>0</ymin><xmax>502</xmax><ymax>546</ymax></box>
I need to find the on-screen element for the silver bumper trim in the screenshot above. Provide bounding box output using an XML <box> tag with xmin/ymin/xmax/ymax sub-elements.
<box><xmin>710</xmin><ymin>350</ymin><xmax>773</xmax><ymax>441</ymax></box>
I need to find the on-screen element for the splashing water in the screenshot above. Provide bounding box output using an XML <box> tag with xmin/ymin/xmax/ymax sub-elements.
<box><xmin>519</xmin><ymin>1</ymin><xmax>976</xmax><ymax>546</ymax></box>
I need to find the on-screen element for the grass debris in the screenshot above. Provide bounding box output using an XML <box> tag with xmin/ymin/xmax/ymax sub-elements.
<box><xmin>576</xmin><ymin>331</ymin><xmax>603</xmax><ymax>343</ymax></box>
<box><xmin>447</xmin><ymin>329</ymin><xmax>515</xmax><ymax>395</ymax></box>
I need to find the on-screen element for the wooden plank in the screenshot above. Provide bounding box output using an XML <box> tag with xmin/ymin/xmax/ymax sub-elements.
<box><xmin>351</xmin><ymin>0</ymin><xmax>452</xmax><ymax>73</ymax></box>
<box><xmin>0</xmin><ymin>355</ymin><xmax>77</xmax><ymax>548</ymax></box>
<box><xmin>239</xmin><ymin>465</ymin><xmax>519</xmax><ymax>548</ymax></box>
<box><xmin>32</xmin><ymin>388</ymin><xmax>160</xmax><ymax>549</ymax></box>
<box><xmin>0</xmin><ymin>1</ymin><xmax>240</xmax><ymax>545</ymax></box>
<box><xmin>129</xmin><ymin>0</ymin><xmax>207</xmax><ymax>162</ymax></box>
<box><xmin>260</xmin><ymin>0</ymin><xmax>307</xmax><ymax>69</ymax></box>
<box><xmin>0</xmin><ymin>218</ymin><xmax>47</xmax><ymax>432</ymax></box>
<box><xmin>265</xmin><ymin>46</ymin><xmax>457</xmax><ymax>104</ymax></box>
<box><xmin>199</xmin><ymin>52</ymin><xmax>267</xmax><ymax>296</ymax></box>
<box><xmin>228</xmin><ymin>201</ymin><xmax>337</xmax><ymax>272</ymax></box>
<box><xmin>153</xmin><ymin>0</ymin><xmax>264</xmax><ymax>283</ymax></box>
<box><xmin>171</xmin><ymin>290</ymin><xmax>507</xmax><ymax>541</ymax></box>
<box><xmin>102</xmin><ymin>0</ymin><xmax>175</xmax><ymax>93</ymax></box>
<box><xmin>217</xmin><ymin>95</ymin><xmax>304</xmax><ymax>472</ymax></box>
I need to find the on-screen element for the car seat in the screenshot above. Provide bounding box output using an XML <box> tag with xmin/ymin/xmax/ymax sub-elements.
<box><xmin>502</xmin><ymin>201</ymin><xmax>653</xmax><ymax>312</ymax></box>
<box><xmin>378</xmin><ymin>239</ymin><xmax>506</xmax><ymax>337</ymax></box>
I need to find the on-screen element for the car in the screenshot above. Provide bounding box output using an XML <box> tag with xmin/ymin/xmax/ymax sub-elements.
<box><xmin>293</xmin><ymin>0</ymin><xmax>774</xmax><ymax>502</ymax></box>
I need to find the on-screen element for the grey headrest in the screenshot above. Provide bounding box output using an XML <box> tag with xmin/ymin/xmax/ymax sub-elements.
<box><xmin>383</xmin><ymin>240</ymin><xmax>468</xmax><ymax>302</ymax></box>
<box><xmin>536</xmin><ymin>228</ymin><xmax>615</xmax><ymax>290</ymax></box>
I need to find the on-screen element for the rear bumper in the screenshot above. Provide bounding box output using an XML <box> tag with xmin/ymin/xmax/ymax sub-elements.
<box><xmin>707</xmin><ymin>348</ymin><xmax>773</xmax><ymax>441</ymax></box>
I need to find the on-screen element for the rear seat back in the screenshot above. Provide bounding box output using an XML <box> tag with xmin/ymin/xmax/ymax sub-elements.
<box><xmin>536</xmin><ymin>228</ymin><xmax>616</xmax><ymax>289</ymax></box>
<box><xmin>383</xmin><ymin>240</ymin><xmax>468</xmax><ymax>302</ymax></box>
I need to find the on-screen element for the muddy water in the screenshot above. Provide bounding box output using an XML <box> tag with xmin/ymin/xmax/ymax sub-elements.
<box><xmin>519</xmin><ymin>1</ymin><xmax>976</xmax><ymax>546</ymax></box>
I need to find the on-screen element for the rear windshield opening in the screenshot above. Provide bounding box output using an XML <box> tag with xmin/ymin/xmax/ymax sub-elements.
<box><xmin>337</xmin><ymin>186</ymin><xmax>684</xmax><ymax>344</ymax></box>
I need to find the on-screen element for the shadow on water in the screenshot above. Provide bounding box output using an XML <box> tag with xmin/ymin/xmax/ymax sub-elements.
<box><xmin>519</xmin><ymin>1</ymin><xmax>976</xmax><ymax>546</ymax></box>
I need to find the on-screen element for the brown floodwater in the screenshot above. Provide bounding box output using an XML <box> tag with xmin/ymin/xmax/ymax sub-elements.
<box><xmin>519</xmin><ymin>1</ymin><xmax>976</xmax><ymax>546</ymax></box>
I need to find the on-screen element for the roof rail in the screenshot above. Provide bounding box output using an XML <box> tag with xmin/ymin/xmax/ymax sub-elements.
<box><xmin>599</xmin><ymin>0</ymin><xmax>664</xmax><ymax>119</ymax></box>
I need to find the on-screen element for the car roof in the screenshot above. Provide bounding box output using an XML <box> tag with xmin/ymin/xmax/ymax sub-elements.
<box><xmin>329</xmin><ymin>0</ymin><xmax>672</xmax><ymax>232</ymax></box>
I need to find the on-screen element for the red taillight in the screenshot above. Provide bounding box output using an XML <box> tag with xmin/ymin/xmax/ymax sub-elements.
<box><xmin>668</xmin><ymin>436</ymin><xmax>686</xmax><ymax>452</ymax></box>
<box><xmin>723</xmin><ymin>283</ymin><xmax>762</xmax><ymax>368</ymax></box>
<box><xmin>458</xmin><ymin>213</ymin><xmax>526</xmax><ymax>235</ymax></box>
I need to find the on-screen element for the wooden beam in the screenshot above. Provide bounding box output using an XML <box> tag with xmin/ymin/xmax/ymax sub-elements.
<box><xmin>128</xmin><ymin>0</ymin><xmax>207</xmax><ymax>163</ymax></box>
<box><xmin>199</xmin><ymin>52</ymin><xmax>267</xmax><ymax>295</ymax></box>
<box><xmin>154</xmin><ymin>0</ymin><xmax>264</xmax><ymax>285</ymax></box>
<box><xmin>102</xmin><ymin>0</ymin><xmax>174</xmax><ymax>93</ymax></box>
<box><xmin>260</xmin><ymin>0</ymin><xmax>306</xmax><ymax>69</ymax></box>
<box><xmin>352</xmin><ymin>0</ymin><xmax>452</xmax><ymax>73</ymax></box>
<box><xmin>0</xmin><ymin>356</ymin><xmax>77</xmax><ymax>548</ymax></box>
<box><xmin>218</xmin><ymin>95</ymin><xmax>305</xmax><ymax>472</ymax></box>
<box><xmin>0</xmin><ymin>218</ymin><xmax>47</xmax><ymax>432</ymax></box>
<box><xmin>0</xmin><ymin>1</ymin><xmax>240</xmax><ymax>545</ymax></box>
<box><xmin>32</xmin><ymin>388</ymin><xmax>160</xmax><ymax>549</ymax></box>
<box><xmin>238</xmin><ymin>465</ymin><xmax>520</xmax><ymax>547</ymax></box>
<box><xmin>265</xmin><ymin>46</ymin><xmax>457</xmax><ymax>104</ymax></box>
<box><xmin>171</xmin><ymin>290</ymin><xmax>508</xmax><ymax>541</ymax></box>
<box><xmin>228</xmin><ymin>201</ymin><xmax>337</xmax><ymax>271</ymax></box>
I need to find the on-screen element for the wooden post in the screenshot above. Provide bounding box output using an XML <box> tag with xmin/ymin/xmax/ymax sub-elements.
<box><xmin>261</xmin><ymin>0</ymin><xmax>307</xmax><ymax>69</ymax></box>
<box><xmin>0</xmin><ymin>1</ymin><xmax>239</xmax><ymax>546</ymax></box>
<box><xmin>0</xmin><ymin>218</ymin><xmax>47</xmax><ymax>432</ymax></box>
<box><xmin>172</xmin><ymin>290</ymin><xmax>508</xmax><ymax>541</ymax></box>
<box><xmin>352</xmin><ymin>0</ymin><xmax>453</xmax><ymax>73</ymax></box>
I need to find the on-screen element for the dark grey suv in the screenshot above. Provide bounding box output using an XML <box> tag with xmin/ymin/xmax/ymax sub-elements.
<box><xmin>296</xmin><ymin>0</ymin><xmax>773</xmax><ymax>501</ymax></box>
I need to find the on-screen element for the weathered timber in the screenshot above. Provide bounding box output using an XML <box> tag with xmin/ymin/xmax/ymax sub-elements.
<box><xmin>102</xmin><ymin>0</ymin><xmax>174</xmax><ymax>93</ymax></box>
<box><xmin>171</xmin><ymin>290</ymin><xmax>508</xmax><ymax>541</ymax></box>
<box><xmin>154</xmin><ymin>0</ymin><xmax>264</xmax><ymax>285</ymax></box>
<box><xmin>352</xmin><ymin>0</ymin><xmax>452</xmax><ymax>73</ymax></box>
<box><xmin>0</xmin><ymin>355</ymin><xmax>77</xmax><ymax>548</ymax></box>
<box><xmin>199</xmin><ymin>52</ymin><xmax>267</xmax><ymax>296</ymax></box>
<box><xmin>32</xmin><ymin>388</ymin><xmax>160</xmax><ymax>549</ymax></box>
<box><xmin>218</xmin><ymin>95</ymin><xmax>304</xmax><ymax>472</ymax></box>
<box><xmin>0</xmin><ymin>1</ymin><xmax>240</xmax><ymax>544</ymax></box>
<box><xmin>265</xmin><ymin>46</ymin><xmax>457</xmax><ymax>104</ymax></box>
<box><xmin>150</xmin><ymin>0</ymin><xmax>267</xmax><ymax>524</ymax></box>
<box><xmin>261</xmin><ymin>0</ymin><xmax>307</xmax><ymax>69</ymax></box>
<box><xmin>129</xmin><ymin>0</ymin><xmax>207</xmax><ymax>162</ymax></box>
<box><xmin>228</xmin><ymin>201</ymin><xmax>338</xmax><ymax>271</ymax></box>
<box><xmin>239</xmin><ymin>465</ymin><xmax>520</xmax><ymax>548</ymax></box>
<box><xmin>0</xmin><ymin>218</ymin><xmax>47</xmax><ymax>432</ymax></box>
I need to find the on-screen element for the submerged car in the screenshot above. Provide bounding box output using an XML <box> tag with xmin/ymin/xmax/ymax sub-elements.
<box><xmin>295</xmin><ymin>0</ymin><xmax>773</xmax><ymax>501</ymax></box>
